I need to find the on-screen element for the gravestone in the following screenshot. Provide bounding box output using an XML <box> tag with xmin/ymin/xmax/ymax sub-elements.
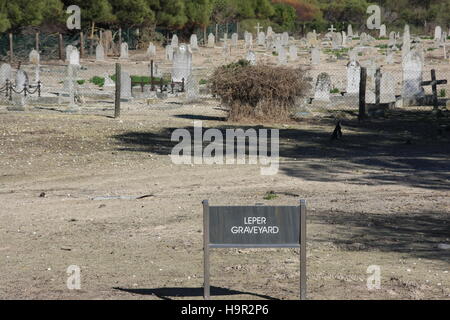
<box><xmin>380</xmin><ymin>72</ymin><xmax>396</xmax><ymax>103</ymax></box>
<box><xmin>96</xmin><ymin>43</ymin><xmax>105</xmax><ymax>61</ymax></box>
<box><xmin>147</xmin><ymin>43</ymin><xmax>156</xmax><ymax>57</ymax></box>
<box><xmin>185</xmin><ymin>74</ymin><xmax>199</xmax><ymax>103</ymax></box>
<box><xmin>29</xmin><ymin>50</ymin><xmax>40</xmax><ymax>65</ymax></box>
<box><xmin>346</xmin><ymin>60</ymin><xmax>360</xmax><ymax>94</ymax></box>
<box><xmin>172</xmin><ymin>44</ymin><xmax>192</xmax><ymax>83</ymax></box>
<box><xmin>103</xmin><ymin>73</ymin><xmax>115</xmax><ymax>87</ymax></box>
<box><xmin>341</xmin><ymin>31</ymin><xmax>347</xmax><ymax>46</ymax></box>
<box><xmin>245</xmin><ymin>32</ymin><xmax>253</xmax><ymax>49</ymax></box>
<box><xmin>289</xmin><ymin>45</ymin><xmax>298</xmax><ymax>61</ymax></box>
<box><xmin>314</xmin><ymin>73</ymin><xmax>331</xmax><ymax>102</ymax></box>
<box><xmin>386</xmin><ymin>50</ymin><xmax>394</xmax><ymax>64</ymax></box>
<box><xmin>307</xmin><ymin>31</ymin><xmax>318</xmax><ymax>47</ymax></box>
<box><xmin>0</xmin><ymin>63</ymin><xmax>12</xmax><ymax>85</ymax></box>
<box><xmin>65</xmin><ymin>45</ymin><xmax>74</xmax><ymax>62</ymax></box>
<box><xmin>120</xmin><ymin>42</ymin><xmax>129</xmax><ymax>59</ymax></box>
<box><xmin>190</xmin><ymin>34</ymin><xmax>198</xmax><ymax>50</ymax></box>
<box><xmin>69</xmin><ymin>48</ymin><xmax>80</xmax><ymax>65</ymax></box>
<box><xmin>379</xmin><ymin>24</ymin><xmax>387</xmax><ymax>38</ymax></box>
<box><xmin>267</xmin><ymin>26</ymin><xmax>274</xmax><ymax>37</ymax></box>
<box><xmin>332</xmin><ymin>32</ymin><xmax>342</xmax><ymax>49</ymax></box>
<box><xmin>171</xmin><ymin>34</ymin><xmax>179</xmax><ymax>48</ymax></box>
<box><xmin>434</xmin><ymin>26</ymin><xmax>442</xmax><ymax>41</ymax></box>
<box><xmin>347</xmin><ymin>25</ymin><xmax>353</xmax><ymax>37</ymax></box>
<box><xmin>231</xmin><ymin>33</ymin><xmax>238</xmax><ymax>47</ymax></box>
<box><xmin>246</xmin><ymin>50</ymin><xmax>256</xmax><ymax>65</ymax></box>
<box><xmin>207</xmin><ymin>33</ymin><xmax>215</xmax><ymax>48</ymax></box>
<box><xmin>311</xmin><ymin>47</ymin><xmax>320</xmax><ymax>65</ymax></box>
<box><xmin>278</xmin><ymin>46</ymin><xmax>287</xmax><ymax>65</ymax></box>
<box><xmin>258</xmin><ymin>32</ymin><xmax>266</xmax><ymax>46</ymax></box>
<box><xmin>388</xmin><ymin>32</ymin><xmax>396</xmax><ymax>48</ymax></box>
<box><xmin>120</xmin><ymin>71</ymin><xmax>132</xmax><ymax>100</ymax></box>
<box><xmin>282</xmin><ymin>32</ymin><xmax>289</xmax><ymax>46</ymax></box>
<box><xmin>402</xmin><ymin>50</ymin><xmax>424</xmax><ymax>103</ymax></box>
<box><xmin>16</xmin><ymin>70</ymin><xmax>28</xmax><ymax>91</ymax></box>
<box><xmin>166</xmin><ymin>45</ymin><xmax>174</xmax><ymax>61</ymax></box>
<box><xmin>101</xmin><ymin>30</ymin><xmax>114</xmax><ymax>56</ymax></box>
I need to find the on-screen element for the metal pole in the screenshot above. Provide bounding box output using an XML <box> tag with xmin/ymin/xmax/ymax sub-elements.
<box><xmin>359</xmin><ymin>67</ymin><xmax>367</xmax><ymax>121</ymax></box>
<box><xmin>203</xmin><ymin>200</ymin><xmax>210</xmax><ymax>300</ymax></box>
<box><xmin>115</xmin><ymin>63</ymin><xmax>121</xmax><ymax>118</ymax></box>
<box><xmin>300</xmin><ymin>200</ymin><xmax>307</xmax><ymax>300</ymax></box>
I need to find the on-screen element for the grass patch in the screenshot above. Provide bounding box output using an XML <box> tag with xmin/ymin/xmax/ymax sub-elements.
<box><xmin>263</xmin><ymin>191</ymin><xmax>278</xmax><ymax>200</ymax></box>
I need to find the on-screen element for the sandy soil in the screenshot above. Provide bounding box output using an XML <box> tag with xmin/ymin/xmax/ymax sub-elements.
<box><xmin>0</xmin><ymin>100</ymin><xmax>449</xmax><ymax>300</ymax></box>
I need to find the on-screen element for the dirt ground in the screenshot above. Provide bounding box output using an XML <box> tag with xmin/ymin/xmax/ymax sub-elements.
<box><xmin>0</xmin><ymin>101</ymin><xmax>449</xmax><ymax>300</ymax></box>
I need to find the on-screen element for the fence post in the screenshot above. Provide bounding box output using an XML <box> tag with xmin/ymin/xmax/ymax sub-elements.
<box><xmin>118</xmin><ymin>28</ymin><xmax>122</xmax><ymax>54</ymax></box>
<box><xmin>59</xmin><ymin>33</ymin><xmax>64</xmax><ymax>61</ymax></box>
<box><xmin>80</xmin><ymin>32</ymin><xmax>85</xmax><ymax>58</ymax></box>
<box><xmin>150</xmin><ymin>60</ymin><xmax>154</xmax><ymax>91</ymax></box>
<box><xmin>9</xmin><ymin>33</ymin><xmax>13</xmax><ymax>64</ymax></box>
<box><xmin>35</xmin><ymin>32</ymin><xmax>40</xmax><ymax>51</ymax></box>
<box><xmin>375</xmin><ymin>68</ymin><xmax>381</xmax><ymax>108</ymax></box>
<box><xmin>359</xmin><ymin>67</ymin><xmax>367</xmax><ymax>121</ymax></box>
<box><xmin>115</xmin><ymin>63</ymin><xmax>121</xmax><ymax>118</ymax></box>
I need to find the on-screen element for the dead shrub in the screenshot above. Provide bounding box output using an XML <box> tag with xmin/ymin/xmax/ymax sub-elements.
<box><xmin>209</xmin><ymin>60</ymin><xmax>308</xmax><ymax>122</ymax></box>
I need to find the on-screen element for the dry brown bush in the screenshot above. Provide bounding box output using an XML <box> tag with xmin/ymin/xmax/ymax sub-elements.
<box><xmin>209</xmin><ymin>61</ymin><xmax>309</xmax><ymax>122</ymax></box>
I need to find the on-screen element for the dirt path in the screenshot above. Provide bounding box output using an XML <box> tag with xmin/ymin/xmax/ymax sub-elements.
<box><xmin>0</xmin><ymin>104</ymin><xmax>449</xmax><ymax>299</ymax></box>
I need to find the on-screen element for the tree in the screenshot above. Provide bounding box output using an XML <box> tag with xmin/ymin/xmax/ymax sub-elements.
<box><xmin>150</xmin><ymin>0</ymin><xmax>188</xmax><ymax>29</ymax></box>
<box><xmin>185</xmin><ymin>0</ymin><xmax>213</xmax><ymax>28</ymax></box>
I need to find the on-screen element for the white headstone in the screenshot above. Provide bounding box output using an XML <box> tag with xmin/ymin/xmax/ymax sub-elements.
<box><xmin>311</xmin><ymin>47</ymin><xmax>320</xmax><ymax>65</ymax></box>
<box><xmin>434</xmin><ymin>26</ymin><xmax>442</xmax><ymax>41</ymax></box>
<box><xmin>347</xmin><ymin>25</ymin><xmax>353</xmax><ymax>37</ymax></box>
<box><xmin>258</xmin><ymin>32</ymin><xmax>266</xmax><ymax>46</ymax></box>
<box><xmin>190</xmin><ymin>34</ymin><xmax>198</xmax><ymax>50</ymax></box>
<box><xmin>314</xmin><ymin>73</ymin><xmax>331</xmax><ymax>102</ymax></box>
<box><xmin>346</xmin><ymin>60</ymin><xmax>360</xmax><ymax>94</ymax></box>
<box><xmin>246</xmin><ymin>50</ymin><xmax>256</xmax><ymax>65</ymax></box>
<box><xmin>120</xmin><ymin>42</ymin><xmax>129</xmax><ymax>59</ymax></box>
<box><xmin>231</xmin><ymin>33</ymin><xmax>238</xmax><ymax>47</ymax></box>
<box><xmin>379</xmin><ymin>24</ymin><xmax>387</xmax><ymax>38</ymax></box>
<box><xmin>282</xmin><ymin>32</ymin><xmax>289</xmax><ymax>46</ymax></box>
<box><xmin>207</xmin><ymin>33</ymin><xmax>215</xmax><ymax>48</ymax></box>
<box><xmin>166</xmin><ymin>45</ymin><xmax>174</xmax><ymax>61</ymax></box>
<box><xmin>103</xmin><ymin>73</ymin><xmax>115</xmax><ymax>87</ymax></box>
<box><xmin>29</xmin><ymin>50</ymin><xmax>40</xmax><ymax>65</ymax></box>
<box><xmin>65</xmin><ymin>45</ymin><xmax>74</xmax><ymax>62</ymax></box>
<box><xmin>171</xmin><ymin>34</ymin><xmax>179</xmax><ymax>47</ymax></box>
<box><xmin>96</xmin><ymin>43</ymin><xmax>105</xmax><ymax>61</ymax></box>
<box><xmin>69</xmin><ymin>48</ymin><xmax>80</xmax><ymax>65</ymax></box>
<box><xmin>172</xmin><ymin>44</ymin><xmax>192</xmax><ymax>83</ymax></box>
<box><xmin>185</xmin><ymin>74</ymin><xmax>199</xmax><ymax>102</ymax></box>
<box><xmin>380</xmin><ymin>72</ymin><xmax>396</xmax><ymax>103</ymax></box>
<box><xmin>278</xmin><ymin>46</ymin><xmax>287</xmax><ymax>65</ymax></box>
<box><xmin>0</xmin><ymin>63</ymin><xmax>12</xmax><ymax>85</ymax></box>
<box><xmin>402</xmin><ymin>50</ymin><xmax>424</xmax><ymax>100</ymax></box>
<box><xmin>289</xmin><ymin>45</ymin><xmax>298</xmax><ymax>61</ymax></box>
<box><xmin>120</xmin><ymin>71</ymin><xmax>132</xmax><ymax>100</ymax></box>
<box><xmin>267</xmin><ymin>26</ymin><xmax>274</xmax><ymax>37</ymax></box>
<box><xmin>16</xmin><ymin>70</ymin><xmax>28</xmax><ymax>91</ymax></box>
<box><xmin>147</xmin><ymin>43</ymin><xmax>156</xmax><ymax>57</ymax></box>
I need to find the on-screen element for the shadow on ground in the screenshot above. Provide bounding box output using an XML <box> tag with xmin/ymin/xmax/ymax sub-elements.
<box><xmin>114</xmin><ymin>286</ymin><xmax>278</xmax><ymax>300</ymax></box>
<box><xmin>310</xmin><ymin>209</ymin><xmax>450</xmax><ymax>262</ymax></box>
<box><xmin>113</xmin><ymin>110</ymin><xmax>450</xmax><ymax>190</ymax></box>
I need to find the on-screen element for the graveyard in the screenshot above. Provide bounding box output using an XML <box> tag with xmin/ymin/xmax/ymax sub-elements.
<box><xmin>0</xmin><ymin>2</ymin><xmax>449</xmax><ymax>301</ymax></box>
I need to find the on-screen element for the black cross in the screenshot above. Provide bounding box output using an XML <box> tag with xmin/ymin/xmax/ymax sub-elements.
<box><xmin>421</xmin><ymin>69</ymin><xmax>447</xmax><ymax>109</ymax></box>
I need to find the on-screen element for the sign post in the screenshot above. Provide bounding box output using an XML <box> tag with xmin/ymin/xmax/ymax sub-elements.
<box><xmin>202</xmin><ymin>200</ymin><xmax>307</xmax><ymax>300</ymax></box>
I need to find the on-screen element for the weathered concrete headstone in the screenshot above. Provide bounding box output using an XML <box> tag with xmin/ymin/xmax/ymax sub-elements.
<box><xmin>185</xmin><ymin>74</ymin><xmax>199</xmax><ymax>103</ymax></box>
<box><xmin>289</xmin><ymin>45</ymin><xmax>298</xmax><ymax>61</ymax></box>
<box><xmin>282</xmin><ymin>32</ymin><xmax>289</xmax><ymax>46</ymax></box>
<box><xmin>96</xmin><ymin>43</ymin><xmax>105</xmax><ymax>61</ymax></box>
<box><xmin>380</xmin><ymin>72</ymin><xmax>396</xmax><ymax>103</ymax></box>
<box><xmin>311</xmin><ymin>47</ymin><xmax>320</xmax><ymax>65</ymax></box>
<box><xmin>207</xmin><ymin>33</ymin><xmax>215</xmax><ymax>48</ymax></box>
<box><xmin>379</xmin><ymin>24</ymin><xmax>387</xmax><ymax>38</ymax></box>
<box><xmin>278</xmin><ymin>46</ymin><xmax>287</xmax><ymax>65</ymax></box>
<box><xmin>16</xmin><ymin>70</ymin><xmax>28</xmax><ymax>91</ymax></box>
<box><xmin>147</xmin><ymin>42</ymin><xmax>156</xmax><ymax>57</ymax></box>
<box><xmin>190</xmin><ymin>34</ymin><xmax>198</xmax><ymax>50</ymax></box>
<box><xmin>65</xmin><ymin>45</ymin><xmax>74</xmax><ymax>62</ymax></box>
<box><xmin>245</xmin><ymin>32</ymin><xmax>253</xmax><ymax>49</ymax></box>
<box><xmin>171</xmin><ymin>34</ymin><xmax>179</xmax><ymax>48</ymax></box>
<box><xmin>231</xmin><ymin>33</ymin><xmax>238</xmax><ymax>47</ymax></box>
<box><xmin>0</xmin><ymin>63</ymin><xmax>12</xmax><ymax>85</ymax></box>
<box><xmin>347</xmin><ymin>25</ymin><xmax>353</xmax><ymax>37</ymax></box>
<box><xmin>103</xmin><ymin>73</ymin><xmax>115</xmax><ymax>87</ymax></box>
<box><xmin>332</xmin><ymin>32</ymin><xmax>342</xmax><ymax>49</ymax></box>
<box><xmin>267</xmin><ymin>26</ymin><xmax>274</xmax><ymax>37</ymax></box>
<box><xmin>346</xmin><ymin>60</ymin><xmax>360</xmax><ymax>94</ymax></box>
<box><xmin>166</xmin><ymin>45</ymin><xmax>174</xmax><ymax>61</ymax></box>
<box><xmin>258</xmin><ymin>32</ymin><xmax>266</xmax><ymax>46</ymax></box>
<box><xmin>314</xmin><ymin>73</ymin><xmax>331</xmax><ymax>102</ymax></box>
<box><xmin>434</xmin><ymin>26</ymin><xmax>442</xmax><ymax>41</ymax></box>
<box><xmin>29</xmin><ymin>50</ymin><xmax>40</xmax><ymax>65</ymax></box>
<box><xmin>246</xmin><ymin>50</ymin><xmax>256</xmax><ymax>65</ymax></box>
<box><xmin>402</xmin><ymin>50</ymin><xmax>424</xmax><ymax>103</ymax></box>
<box><xmin>120</xmin><ymin>71</ymin><xmax>132</xmax><ymax>100</ymax></box>
<box><xmin>120</xmin><ymin>42</ymin><xmax>129</xmax><ymax>59</ymax></box>
<box><xmin>69</xmin><ymin>48</ymin><xmax>80</xmax><ymax>65</ymax></box>
<box><xmin>172</xmin><ymin>44</ymin><xmax>192</xmax><ymax>83</ymax></box>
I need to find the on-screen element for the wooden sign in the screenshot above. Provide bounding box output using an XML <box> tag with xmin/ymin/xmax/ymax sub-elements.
<box><xmin>202</xmin><ymin>200</ymin><xmax>307</xmax><ymax>300</ymax></box>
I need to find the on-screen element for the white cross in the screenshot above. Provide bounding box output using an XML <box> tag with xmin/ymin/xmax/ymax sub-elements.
<box><xmin>255</xmin><ymin>23</ymin><xmax>263</xmax><ymax>34</ymax></box>
<box><xmin>328</xmin><ymin>25</ymin><xmax>336</xmax><ymax>33</ymax></box>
